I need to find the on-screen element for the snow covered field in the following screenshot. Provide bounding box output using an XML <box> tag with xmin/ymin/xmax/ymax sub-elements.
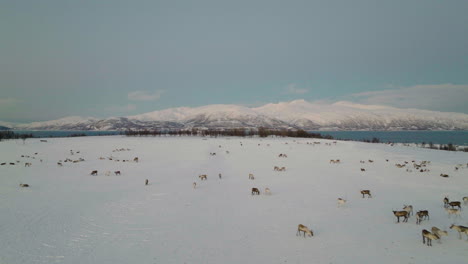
<box><xmin>1</xmin><ymin>136</ymin><xmax>467</xmax><ymax>264</ymax></box>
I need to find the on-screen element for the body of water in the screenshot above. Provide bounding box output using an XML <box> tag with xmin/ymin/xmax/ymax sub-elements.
<box><xmin>312</xmin><ymin>130</ymin><xmax>468</xmax><ymax>146</ymax></box>
<box><xmin>9</xmin><ymin>130</ymin><xmax>468</xmax><ymax>146</ymax></box>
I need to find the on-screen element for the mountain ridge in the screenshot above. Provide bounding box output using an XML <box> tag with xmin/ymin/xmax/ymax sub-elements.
<box><xmin>6</xmin><ymin>100</ymin><xmax>468</xmax><ymax>131</ymax></box>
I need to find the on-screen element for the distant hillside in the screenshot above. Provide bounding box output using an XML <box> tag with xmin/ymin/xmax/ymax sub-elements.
<box><xmin>8</xmin><ymin>100</ymin><xmax>468</xmax><ymax>131</ymax></box>
<box><xmin>0</xmin><ymin>126</ymin><xmax>11</xmax><ymax>130</ymax></box>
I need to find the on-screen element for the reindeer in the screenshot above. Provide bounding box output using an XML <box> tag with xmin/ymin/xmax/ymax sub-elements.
<box><xmin>19</xmin><ymin>183</ymin><xmax>29</xmax><ymax>187</ymax></box>
<box><xmin>145</xmin><ymin>179</ymin><xmax>149</xmax><ymax>186</ymax></box>
<box><xmin>265</xmin><ymin>188</ymin><xmax>271</xmax><ymax>195</ymax></box>
<box><xmin>193</xmin><ymin>182</ymin><xmax>196</xmax><ymax>189</ymax></box>
<box><xmin>105</xmin><ymin>171</ymin><xmax>111</xmax><ymax>176</ymax></box>
<box><xmin>57</xmin><ymin>162</ymin><xmax>63</xmax><ymax>167</ymax></box>
<box><xmin>274</xmin><ymin>166</ymin><xmax>279</xmax><ymax>171</ymax></box>
<box><xmin>251</xmin><ymin>188</ymin><xmax>260</xmax><ymax>195</ymax></box>
<box><xmin>90</xmin><ymin>170</ymin><xmax>98</xmax><ymax>176</ymax></box>
<box><xmin>392</xmin><ymin>210</ymin><xmax>409</xmax><ymax>223</ymax></box>
<box><xmin>248</xmin><ymin>173</ymin><xmax>255</xmax><ymax>180</ymax></box>
<box><xmin>360</xmin><ymin>168</ymin><xmax>366</xmax><ymax>172</ymax></box>
<box><xmin>133</xmin><ymin>157</ymin><xmax>139</xmax><ymax>163</ymax></box>
<box><xmin>0</xmin><ymin>163</ymin><xmax>5</xmax><ymax>165</ymax></box>
<box><xmin>416</xmin><ymin>210</ymin><xmax>429</xmax><ymax>224</ymax></box>
<box><xmin>360</xmin><ymin>190</ymin><xmax>372</xmax><ymax>198</ymax></box>
<box><xmin>24</xmin><ymin>162</ymin><xmax>31</xmax><ymax>167</ymax></box>
<box><xmin>422</xmin><ymin>229</ymin><xmax>439</xmax><ymax>246</ymax></box>
<box><xmin>114</xmin><ymin>171</ymin><xmax>121</xmax><ymax>176</ymax></box>
<box><xmin>431</xmin><ymin>227</ymin><xmax>448</xmax><ymax>241</ymax></box>
<box><xmin>463</xmin><ymin>196</ymin><xmax>468</xmax><ymax>205</ymax></box>
<box><xmin>199</xmin><ymin>174</ymin><xmax>207</xmax><ymax>180</ymax></box>
<box><xmin>445</xmin><ymin>208</ymin><xmax>461</xmax><ymax>218</ymax></box>
<box><xmin>279</xmin><ymin>167</ymin><xmax>286</xmax><ymax>171</ymax></box>
<box><xmin>296</xmin><ymin>224</ymin><xmax>313</xmax><ymax>237</ymax></box>
<box><xmin>440</xmin><ymin>173</ymin><xmax>449</xmax><ymax>178</ymax></box>
<box><xmin>450</xmin><ymin>224</ymin><xmax>468</xmax><ymax>240</ymax></box>
<box><xmin>337</xmin><ymin>198</ymin><xmax>347</xmax><ymax>207</ymax></box>
<box><xmin>448</xmin><ymin>201</ymin><xmax>461</xmax><ymax>210</ymax></box>
<box><xmin>403</xmin><ymin>205</ymin><xmax>413</xmax><ymax>216</ymax></box>
<box><xmin>219</xmin><ymin>173</ymin><xmax>222</xmax><ymax>179</ymax></box>
<box><xmin>443</xmin><ymin>196</ymin><xmax>449</xmax><ymax>208</ymax></box>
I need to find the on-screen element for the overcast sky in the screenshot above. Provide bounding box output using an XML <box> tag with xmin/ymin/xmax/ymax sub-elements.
<box><xmin>1</xmin><ymin>0</ymin><xmax>467</xmax><ymax>122</ymax></box>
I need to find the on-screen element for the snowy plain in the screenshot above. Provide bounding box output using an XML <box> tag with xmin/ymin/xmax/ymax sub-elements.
<box><xmin>0</xmin><ymin>136</ymin><xmax>467</xmax><ymax>264</ymax></box>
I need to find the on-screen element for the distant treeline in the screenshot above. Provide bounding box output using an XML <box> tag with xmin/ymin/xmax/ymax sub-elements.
<box><xmin>0</xmin><ymin>131</ymin><xmax>33</xmax><ymax>141</ymax></box>
<box><xmin>124</xmin><ymin>128</ymin><xmax>334</xmax><ymax>139</ymax></box>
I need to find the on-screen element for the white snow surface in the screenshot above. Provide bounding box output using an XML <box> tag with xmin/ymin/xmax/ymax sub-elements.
<box><xmin>1</xmin><ymin>136</ymin><xmax>467</xmax><ymax>264</ymax></box>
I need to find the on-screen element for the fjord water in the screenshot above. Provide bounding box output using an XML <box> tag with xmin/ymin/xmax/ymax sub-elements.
<box><xmin>309</xmin><ymin>130</ymin><xmax>468</xmax><ymax>145</ymax></box>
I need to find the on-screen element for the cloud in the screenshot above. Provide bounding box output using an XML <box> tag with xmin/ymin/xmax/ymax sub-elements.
<box><xmin>285</xmin><ymin>84</ymin><xmax>308</xmax><ymax>95</ymax></box>
<box><xmin>348</xmin><ymin>84</ymin><xmax>468</xmax><ymax>113</ymax></box>
<box><xmin>105</xmin><ymin>104</ymin><xmax>137</xmax><ymax>113</ymax></box>
<box><xmin>128</xmin><ymin>90</ymin><xmax>164</xmax><ymax>101</ymax></box>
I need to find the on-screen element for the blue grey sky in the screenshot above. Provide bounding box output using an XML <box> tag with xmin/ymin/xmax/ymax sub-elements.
<box><xmin>1</xmin><ymin>0</ymin><xmax>467</xmax><ymax>122</ymax></box>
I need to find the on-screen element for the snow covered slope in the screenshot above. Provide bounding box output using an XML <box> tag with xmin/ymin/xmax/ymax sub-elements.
<box><xmin>8</xmin><ymin>100</ymin><xmax>468</xmax><ymax>130</ymax></box>
<box><xmin>0</xmin><ymin>136</ymin><xmax>467</xmax><ymax>264</ymax></box>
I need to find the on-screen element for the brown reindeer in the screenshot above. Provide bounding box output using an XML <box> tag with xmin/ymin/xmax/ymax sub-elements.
<box><xmin>296</xmin><ymin>224</ymin><xmax>313</xmax><ymax>237</ymax></box>
<box><xmin>251</xmin><ymin>188</ymin><xmax>260</xmax><ymax>195</ymax></box>
<box><xmin>24</xmin><ymin>162</ymin><xmax>31</xmax><ymax>167</ymax></box>
<box><xmin>393</xmin><ymin>210</ymin><xmax>409</xmax><ymax>223</ymax></box>
<box><xmin>114</xmin><ymin>171</ymin><xmax>121</xmax><ymax>176</ymax></box>
<box><xmin>248</xmin><ymin>173</ymin><xmax>255</xmax><ymax>180</ymax></box>
<box><xmin>199</xmin><ymin>174</ymin><xmax>207</xmax><ymax>180</ymax></box>
<box><xmin>443</xmin><ymin>196</ymin><xmax>449</xmax><ymax>207</ymax></box>
<box><xmin>145</xmin><ymin>179</ymin><xmax>149</xmax><ymax>186</ymax></box>
<box><xmin>90</xmin><ymin>170</ymin><xmax>98</xmax><ymax>176</ymax></box>
<box><xmin>361</xmin><ymin>190</ymin><xmax>372</xmax><ymax>198</ymax></box>
<box><xmin>448</xmin><ymin>201</ymin><xmax>461</xmax><ymax>210</ymax></box>
<box><xmin>19</xmin><ymin>183</ymin><xmax>29</xmax><ymax>187</ymax></box>
<box><xmin>133</xmin><ymin>157</ymin><xmax>139</xmax><ymax>163</ymax></box>
<box><xmin>422</xmin><ymin>229</ymin><xmax>439</xmax><ymax>246</ymax></box>
<box><xmin>450</xmin><ymin>224</ymin><xmax>468</xmax><ymax>240</ymax></box>
<box><xmin>416</xmin><ymin>210</ymin><xmax>429</xmax><ymax>224</ymax></box>
<box><xmin>360</xmin><ymin>168</ymin><xmax>366</xmax><ymax>172</ymax></box>
<box><xmin>463</xmin><ymin>196</ymin><xmax>468</xmax><ymax>205</ymax></box>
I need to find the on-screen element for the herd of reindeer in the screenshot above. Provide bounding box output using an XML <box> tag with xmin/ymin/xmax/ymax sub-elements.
<box><xmin>8</xmin><ymin>138</ymin><xmax>468</xmax><ymax>247</ymax></box>
<box><xmin>190</xmin><ymin>140</ymin><xmax>468</xmax><ymax>246</ymax></box>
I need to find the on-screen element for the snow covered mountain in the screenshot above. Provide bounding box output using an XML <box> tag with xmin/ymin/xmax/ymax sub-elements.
<box><xmin>8</xmin><ymin>100</ymin><xmax>468</xmax><ymax>131</ymax></box>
